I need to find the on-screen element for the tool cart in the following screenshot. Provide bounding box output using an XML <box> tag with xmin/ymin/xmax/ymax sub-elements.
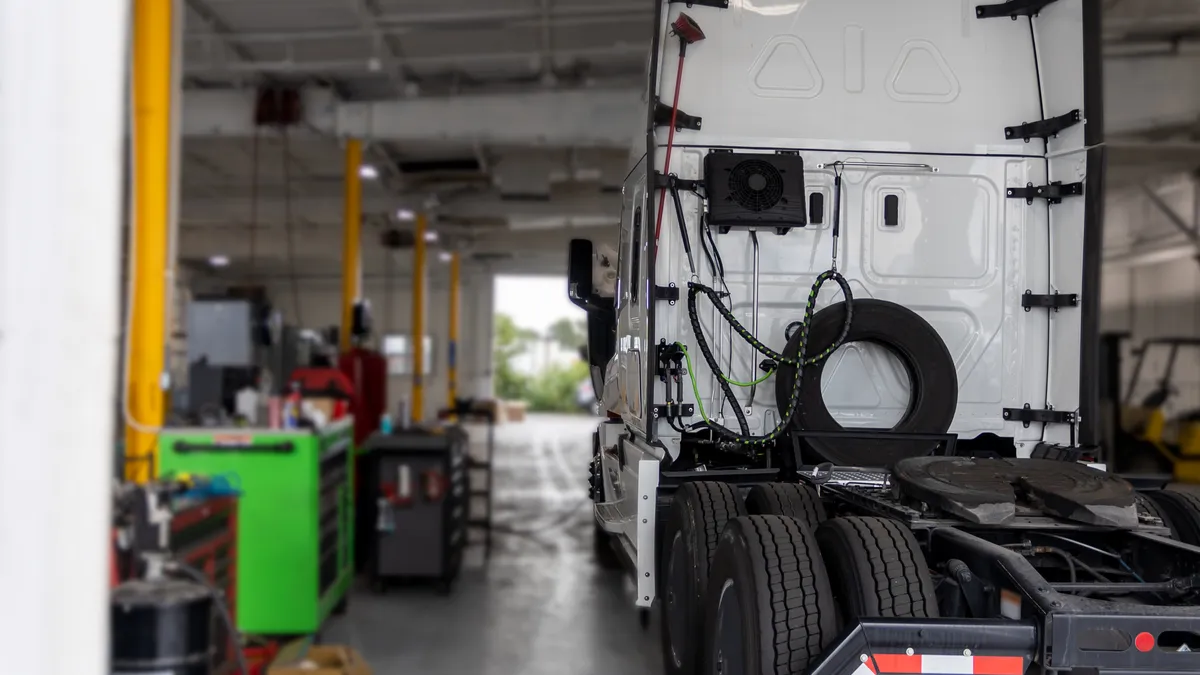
<box><xmin>361</xmin><ymin>426</ymin><xmax>469</xmax><ymax>593</ymax></box>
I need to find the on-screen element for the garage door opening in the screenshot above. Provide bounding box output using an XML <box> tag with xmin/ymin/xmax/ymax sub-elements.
<box><xmin>492</xmin><ymin>274</ymin><xmax>595</xmax><ymax>417</ymax></box>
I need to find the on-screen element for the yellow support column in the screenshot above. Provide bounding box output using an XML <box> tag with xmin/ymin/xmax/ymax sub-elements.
<box><xmin>126</xmin><ymin>0</ymin><xmax>174</xmax><ymax>483</ymax></box>
<box><xmin>412</xmin><ymin>214</ymin><xmax>428</xmax><ymax>422</ymax></box>
<box><xmin>447</xmin><ymin>251</ymin><xmax>461</xmax><ymax>411</ymax></box>
<box><xmin>341</xmin><ymin>140</ymin><xmax>363</xmax><ymax>352</ymax></box>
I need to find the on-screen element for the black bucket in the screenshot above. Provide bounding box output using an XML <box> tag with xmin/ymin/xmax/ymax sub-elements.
<box><xmin>111</xmin><ymin>578</ymin><xmax>214</xmax><ymax>675</ymax></box>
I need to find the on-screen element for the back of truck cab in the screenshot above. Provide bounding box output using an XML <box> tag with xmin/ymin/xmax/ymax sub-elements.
<box><xmin>611</xmin><ymin>0</ymin><xmax>1102</xmax><ymax>456</ymax></box>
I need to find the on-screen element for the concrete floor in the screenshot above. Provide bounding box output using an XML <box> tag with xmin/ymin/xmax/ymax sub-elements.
<box><xmin>325</xmin><ymin>414</ymin><xmax>660</xmax><ymax>674</ymax></box>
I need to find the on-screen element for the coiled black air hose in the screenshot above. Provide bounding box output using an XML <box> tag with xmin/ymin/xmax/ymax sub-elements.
<box><xmin>686</xmin><ymin>269</ymin><xmax>854</xmax><ymax>447</ymax></box>
<box><xmin>686</xmin><ymin>285</ymin><xmax>750</xmax><ymax>436</ymax></box>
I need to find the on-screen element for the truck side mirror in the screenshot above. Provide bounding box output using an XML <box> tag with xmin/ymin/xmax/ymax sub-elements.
<box><xmin>568</xmin><ymin>238</ymin><xmax>594</xmax><ymax>310</ymax></box>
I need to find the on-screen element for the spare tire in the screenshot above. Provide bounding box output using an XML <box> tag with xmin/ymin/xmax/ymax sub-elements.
<box><xmin>774</xmin><ymin>299</ymin><xmax>957</xmax><ymax>466</ymax></box>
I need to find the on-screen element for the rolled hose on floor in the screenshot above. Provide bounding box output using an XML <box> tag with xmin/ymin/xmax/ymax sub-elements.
<box><xmin>685</xmin><ymin>269</ymin><xmax>854</xmax><ymax>447</ymax></box>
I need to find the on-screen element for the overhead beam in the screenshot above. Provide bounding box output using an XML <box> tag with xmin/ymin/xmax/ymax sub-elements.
<box><xmin>179</xmin><ymin>222</ymin><xmax>615</xmax><ymax>261</ymax></box>
<box><xmin>333</xmin><ymin>87</ymin><xmax>647</xmax><ymax>149</ymax></box>
<box><xmin>184</xmin><ymin>0</ymin><xmax>256</xmax><ymax>65</ymax></box>
<box><xmin>183</xmin><ymin>50</ymin><xmax>1200</xmax><ymax>148</ymax></box>
<box><xmin>180</xmin><ymin>192</ymin><xmax>621</xmax><ymax>225</ymax></box>
<box><xmin>1140</xmin><ymin>183</ymin><xmax>1198</xmax><ymax>242</ymax></box>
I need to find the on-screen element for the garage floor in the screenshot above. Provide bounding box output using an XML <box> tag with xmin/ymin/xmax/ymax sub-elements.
<box><xmin>325</xmin><ymin>414</ymin><xmax>660</xmax><ymax>674</ymax></box>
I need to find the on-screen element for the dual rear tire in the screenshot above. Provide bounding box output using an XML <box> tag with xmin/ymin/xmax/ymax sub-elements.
<box><xmin>661</xmin><ymin>481</ymin><xmax>938</xmax><ymax>675</ymax></box>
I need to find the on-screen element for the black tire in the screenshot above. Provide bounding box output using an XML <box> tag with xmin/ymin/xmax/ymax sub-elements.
<box><xmin>774</xmin><ymin>299</ymin><xmax>958</xmax><ymax>466</ymax></box>
<box><xmin>661</xmin><ymin>482</ymin><xmax>747</xmax><ymax>675</ymax></box>
<box><xmin>816</xmin><ymin>517</ymin><xmax>939</xmax><ymax>621</ymax></box>
<box><xmin>1145</xmin><ymin>489</ymin><xmax>1200</xmax><ymax>545</ymax></box>
<box><xmin>744</xmin><ymin>483</ymin><xmax>826</xmax><ymax>530</ymax></box>
<box><xmin>594</xmin><ymin>524</ymin><xmax>624</xmax><ymax>570</ymax></box>
<box><xmin>703</xmin><ymin>515</ymin><xmax>839</xmax><ymax>675</ymax></box>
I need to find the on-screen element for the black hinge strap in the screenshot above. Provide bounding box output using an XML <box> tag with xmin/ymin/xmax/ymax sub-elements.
<box><xmin>652</xmin><ymin>403</ymin><xmax>695</xmax><ymax>420</ymax></box>
<box><xmin>976</xmin><ymin>0</ymin><xmax>1059</xmax><ymax>19</ymax></box>
<box><xmin>1007</xmin><ymin>181</ymin><xmax>1084</xmax><ymax>205</ymax></box>
<box><xmin>1005</xmin><ymin>109</ymin><xmax>1081</xmax><ymax>142</ymax></box>
<box><xmin>1003</xmin><ymin>404</ymin><xmax>1076</xmax><ymax>428</ymax></box>
<box><xmin>1022</xmin><ymin>290</ymin><xmax>1078</xmax><ymax>312</ymax></box>
<box><xmin>654</xmin><ymin>100</ymin><xmax>703</xmax><ymax>132</ymax></box>
<box><xmin>653</xmin><ymin>171</ymin><xmax>702</xmax><ymax>193</ymax></box>
<box><xmin>655</xmin><ymin>283</ymin><xmax>680</xmax><ymax>305</ymax></box>
<box><xmin>667</xmin><ymin>0</ymin><xmax>729</xmax><ymax>7</ymax></box>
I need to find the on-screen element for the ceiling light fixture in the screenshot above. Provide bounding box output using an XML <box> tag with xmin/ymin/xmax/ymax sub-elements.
<box><xmin>359</xmin><ymin>164</ymin><xmax>379</xmax><ymax>180</ymax></box>
<box><xmin>438</xmin><ymin>251</ymin><xmax>453</xmax><ymax>263</ymax></box>
<box><xmin>208</xmin><ymin>254</ymin><xmax>230</xmax><ymax>268</ymax></box>
<box><xmin>424</xmin><ymin>230</ymin><xmax>439</xmax><ymax>243</ymax></box>
<box><xmin>396</xmin><ymin>208</ymin><xmax>416</xmax><ymax>221</ymax></box>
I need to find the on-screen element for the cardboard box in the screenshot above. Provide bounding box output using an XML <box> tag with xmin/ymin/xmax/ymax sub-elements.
<box><xmin>506</xmin><ymin>400</ymin><xmax>528</xmax><ymax>423</ymax></box>
<box><xmin>268</xmin><ymin>645</ymin><xmax>372</xmax><ymax>675</ymax></box>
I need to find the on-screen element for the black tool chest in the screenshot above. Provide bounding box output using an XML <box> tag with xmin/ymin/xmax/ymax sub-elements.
<box><xmin>362</xmin><ymin>426</ymin><xmax>468</xmax><ymax>592</ymax></box>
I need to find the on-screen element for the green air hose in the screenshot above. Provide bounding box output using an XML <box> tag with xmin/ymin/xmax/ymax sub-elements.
<box><xmin>683</xmin><ymin>268</ymin><xmax>853</xmax><ymax>447</ymax></box>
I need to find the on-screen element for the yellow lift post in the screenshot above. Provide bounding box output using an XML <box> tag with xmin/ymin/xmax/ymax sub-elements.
<box><xmin>125</xmin><ymin>0</ymin><xmax>175</xmax><ymax>483</ymax></box>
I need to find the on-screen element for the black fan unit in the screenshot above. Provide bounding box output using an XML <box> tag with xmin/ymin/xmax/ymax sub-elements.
<box><xmin>704</xmin><ymin>152</ymin><xmax>807</xmax><ymax>233</ymax></box>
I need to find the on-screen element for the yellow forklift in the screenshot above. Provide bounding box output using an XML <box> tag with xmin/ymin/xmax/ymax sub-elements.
<box><xmin>1111</xmin><ymin>335</ymin><xmax>1200</xmax><ymax>481</ymax></box>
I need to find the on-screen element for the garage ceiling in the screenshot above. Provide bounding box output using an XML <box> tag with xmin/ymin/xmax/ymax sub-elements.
<box><xmin>178</xmin><ymin>0</ymin><xmax>1200</xmax><ymax>280</ymax></box>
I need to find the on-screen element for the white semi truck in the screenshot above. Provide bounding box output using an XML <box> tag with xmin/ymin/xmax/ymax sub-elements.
<box><xmin>568</xmin><ymin>2</ymin><xmax>1200</xmax><ymax>675</ymax></box>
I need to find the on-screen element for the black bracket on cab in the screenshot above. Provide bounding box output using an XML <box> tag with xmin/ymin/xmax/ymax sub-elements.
<box><xmin>667</xmin><ymin>0</ymin><xmax>729</xmax><ymax>7</ymax></box>
<box><xmin>1022</xmin><ymin>290</ymin><xmax>1078</xmax><ymax>312</ymax></box>
<box><xmin>975</xmin><ymin>0</ymin><xmax>1059</xmax><ymax>19</ymax></box>
<box><xmin>1003</xmin><ymin>404</ymin><xmax>1076</xmax><ymax>428</ymax></box>
<box><xmin>654</xmin><ymin>99</ymin><xmax>703</xmax><ymax>132</ymax></box>
<box><xmin>1007</xmin><ymin>181</ymin><xmax>1084</xmax><ymax>205</ymax></box>
<box><xmin>655</xmin><ymin>283</ymin><xmax>680</xmax><ymax>305</ymax></box>
<box><xmin>1005</xmin><ymin>109</ymin><xmax>1081</xmax><ymax>142</ymax></box>
<box><xmin>653</xmin><ymin>402</ymin><xmax>695</xmax><ymax>420</ymax></box>
<box><xmin>654</xmin><ymin>172</ymin><xmax>702</xmax><ymax>193</ymax></box>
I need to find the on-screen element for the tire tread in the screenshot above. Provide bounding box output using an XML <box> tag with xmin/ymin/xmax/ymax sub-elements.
<box><xmin>662</xmin><ymin>482</ymin><xmax>746</xmax><ymax>675</ymax></box>
<box><xmin>1146</xmin><ymin>489</ymin><xmax>1200</xmax><ymax>545</ymax></box>
<box><xmin>718</xmin><ymin>515</ymin><xmax>837</xmax><ymax>674</ymax></box>
<box><xmin>817</xmin><ymin>516</ymin><xmax>938</xmax><ymax>619</ymax></box>
<box><xmin>745</xmin><ymin>482</ymin><xmax>827</xmax><ymax>530</ymax></box>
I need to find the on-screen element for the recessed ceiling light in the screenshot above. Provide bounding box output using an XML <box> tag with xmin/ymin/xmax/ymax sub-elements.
<box><xmin>396</xmin><ymin>208</ymin><xmax>415</xmax><ymax>221</ymax></box>
<box><xmin>438</xmin><ymin>251</ymin><xmax>453</xmax><ymax>263</ymax></box>
<box><xmin>359</xmin><ymin>164</ymin><xmax>379</xmax><ymax>180</ymax></box>
<box><xmin>424</xmin><ymin>230</ymin><xmax>439</xmax><ymax>243</ymax></box>
<box><xmin>208</xmin><ymin>255</ymin><xmax>230</xmax><ymax>268</ymax></box>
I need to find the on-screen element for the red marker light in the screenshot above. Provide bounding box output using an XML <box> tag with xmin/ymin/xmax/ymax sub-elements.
<box><xmin>1135</xmin><ymin>631</ymin><xmax>1155</xmax><ymax>652</ymax></box>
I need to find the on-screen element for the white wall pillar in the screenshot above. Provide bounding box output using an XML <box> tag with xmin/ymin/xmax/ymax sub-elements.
<box><xmin>0</xmin><ymin>0</ymin><xmax>128</xmax><ymax>673</ymax></box>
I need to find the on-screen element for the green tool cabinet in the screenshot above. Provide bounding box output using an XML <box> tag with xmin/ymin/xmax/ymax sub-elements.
<box><xmin>158</xmin><ymin>419</ymin><xmax>355</xmax><ymax>635</ymax></box>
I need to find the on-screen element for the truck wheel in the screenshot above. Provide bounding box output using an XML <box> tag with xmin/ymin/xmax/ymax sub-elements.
<box><xmin>661</xmin><ymin>481</ymin><xmax>746</xmax><ymax>675</ymax></box>
<box><xmin>594</xmin><ymin>525</ymin><xmax>624</xmax><ymax>570</ymax></box>
<box><xmin>703</xmin><ymin>515</ymin><xmax>839</xmax><ymax>675</ymax></box>
<box><xmin>744</xmin><ymin>483</ymin><xmax>826</xmax><ymax>530</ymax></box>
<box><xmin>816</xmin><ymin>517</ymin><xmax>939</xmax><ymax>621</ymax></box>
<box><xmin>1145</xmin><ymin>489</ymin><xmax>1200</xmax><ymax>545</ymax></box>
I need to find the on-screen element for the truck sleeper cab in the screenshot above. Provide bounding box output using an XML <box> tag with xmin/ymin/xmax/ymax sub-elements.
<box><xmin>569</xmin><ymin>2</ymin><xmax>1200</xmax><ymax>674</ymax></box>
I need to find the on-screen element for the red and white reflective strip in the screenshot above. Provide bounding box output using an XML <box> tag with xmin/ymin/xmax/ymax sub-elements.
<box><xmin>851</xmin><ymin>653</ymin><xmax>1026</xmax><ymax>675</ymax></box>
